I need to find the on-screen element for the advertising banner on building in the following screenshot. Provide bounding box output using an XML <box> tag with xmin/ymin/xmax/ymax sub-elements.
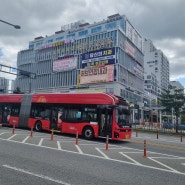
<box><xmin>126</xmin><ymin>20</ymin><xmax>142</xmax><ymax>52</ymax></box>
<box><xmin>81</xmin><ymin>48</ymin><xmax>115</xmax><ymax>68</ymax></box>
<box><xmin>80</xmin><ymin>65</ymin><xmax>114</xmax><ymax>84</ymax></box>
<box><xmin>125</xmin><ymin>41</ymin><xmax>135</xmax><ymax>58</ymax></box>
<box><xmin>53</xmin><ymin>57</ymin><xmax>77</xmax><ymax>72</ymax></box>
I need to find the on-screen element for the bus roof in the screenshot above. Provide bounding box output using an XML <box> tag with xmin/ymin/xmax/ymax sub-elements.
<box><xmin>31</xmin><ymin>92</ymin><xmax>117</xmax><ymax>105</ymax></box>
<box><xmin>0</xmin><ymin>92</ymin><xmax>129</xmax><ymax>106</ymax></box>
<box><xmin>0</xmin><ymin>94</ymin><xmax>23</xmax><ymax>103</ymax></box>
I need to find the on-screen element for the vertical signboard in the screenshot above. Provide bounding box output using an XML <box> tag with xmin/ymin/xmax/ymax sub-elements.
<box><xmin>125</xmin><ymin>41</ymin><xmax>135</xmax><ymax>58</ymax></box>
<box><xmin>126</xmin><ymin>20</ymin><xmax>142</xmax><ymax>52</ymax></box>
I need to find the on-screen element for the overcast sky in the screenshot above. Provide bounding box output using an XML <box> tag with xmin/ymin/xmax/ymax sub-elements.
<box><xmin>1</xmin><ymin>0</ymin><xmax>185</xmax><ymax>86</ymax></box>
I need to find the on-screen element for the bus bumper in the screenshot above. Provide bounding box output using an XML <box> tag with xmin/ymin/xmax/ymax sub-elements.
<box><xmin>113</xmin><ymin>129</ymin><xmax>132</xmax><ymax>140</ymax></box>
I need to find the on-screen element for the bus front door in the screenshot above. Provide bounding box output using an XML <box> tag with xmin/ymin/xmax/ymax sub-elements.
<box><xmin>1</xmin><ymin>105</ymin><xmax>11</xmax><ymax>125</ymax></box>
<box><xmin>99</xmin><ymin>109</ymin><xmax>112</xmax><ymax>137</ymax></box>
<box><xmin>51</xmin><ymin>108</ymin><xmax>62</xmax><ymax>131</ymax></box>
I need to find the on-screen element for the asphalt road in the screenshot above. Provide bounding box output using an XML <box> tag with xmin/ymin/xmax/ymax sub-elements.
<box><xmin>0</xmin><ymin>127</ymin><xmax>185</xmax><ymax>185</ymax></box>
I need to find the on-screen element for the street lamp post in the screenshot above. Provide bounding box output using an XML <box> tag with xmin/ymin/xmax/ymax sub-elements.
<box><xmin>0</xmin><ymin>19</ymin><xmax>21</xmax><ymax>29</ymax></box>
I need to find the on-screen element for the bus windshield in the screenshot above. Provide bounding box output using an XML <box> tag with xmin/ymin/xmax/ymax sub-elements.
<box><xmin>116</xmin><ymin>106</ymin><xmax>130</xmax><ymax>128</ymax></box>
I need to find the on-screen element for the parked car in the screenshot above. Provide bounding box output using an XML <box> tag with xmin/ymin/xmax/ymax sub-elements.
<box><xmin>178</xmin><ymin>124</ymin><xmax>185</xmax><ymax>130</ymax></box>
<box><xmin>163</xmin><ymin>122</ymin><xmax>185</xmax><ymax>130</ymax></box>
<box><xmin>162</xmin><ymin>122</ymin><xmax>175</xmax><ymax>129</ymax></box>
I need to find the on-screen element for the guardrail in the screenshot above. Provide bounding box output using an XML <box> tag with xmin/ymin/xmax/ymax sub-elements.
<box><xmin>132</xmin><ymin>122</ymin><xmax>185</xmax><ymax>135</ymax></box>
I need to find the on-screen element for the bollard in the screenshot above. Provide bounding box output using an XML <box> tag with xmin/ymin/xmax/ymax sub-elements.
<box><xmin>76</xmin><ymin>131</ymin><xmax>78</xmax><ymax>145</ymax></box>
<box><xmin>180</xmin><ymin>131</ymin><xmax>182</xmax><ymax>142</ymax></box>
<box><xmin>12</xmin><ymin>124</ymin><xmax>15</xmax><ymax>134</ymax></box>
<box><xmin>136</xmin><ymin>129</ymin><xmax>138</xmax><ymax>137</ymax></box>
<box><xmin>106</xmin><ymin>135</ymin><xmax>109</xmax><ymax>151</ymax></box>
<box><xmin>143</xmin><ymin>140</ymin><xmax>147</xmax><ymax>158</ymax></box>
<box><xmin>157</xmin><ymin>130</ymin><xmax>159</xmax><ymax>139</ymax></box>
<box><xmin>180</xmin><ymin>130</ymin><xmax>182</xmax><ymax>142</ymax></box>
<box><xmin>30</xmin><ymin>127</ymin><xmax>33</xmax><ymax>137</ymax></box>
<box><xmin>51</xmin><ymin>129</ymin><xmax>54</xmax><ymax>141</ymax></box>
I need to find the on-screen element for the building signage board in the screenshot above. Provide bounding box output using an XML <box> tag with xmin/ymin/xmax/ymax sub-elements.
<box><xmin>83</xmin><ymin>58</ymin><xmax>115</xmax><ymax>68</ymax></box>
<box><xmin>126</xmin><ymin>20</ymin><xmax>142</xmax><ymax>52</ymax></box>
<box><xmin>53</xmin><ymin>57</ymin><xmax>77</xmax><ymax>72</ymax></box>
<box><xmin>80</xmin><ymin>65</ymin><xmax>114</xmax><ymax>84</ymax></box>
<box><xmin>81</xmin><ymin>48</ymin><xmax>115</xmax><ymax>68</ymax></box>
<box><xmin>125</xmin><ymin>41</ymin><xmax>135</xmax><ymax>58</ymax></box>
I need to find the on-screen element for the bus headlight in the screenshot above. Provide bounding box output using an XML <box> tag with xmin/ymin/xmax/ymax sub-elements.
<box><xmin>114</xmin><ymin>132</ymin><xmax>119</xmax><ymax>138</ymax></box>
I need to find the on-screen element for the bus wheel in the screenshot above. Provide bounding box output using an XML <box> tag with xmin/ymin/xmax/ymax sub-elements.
<box><xmin>83</xmin><ymin>126</ymin><xmax>94</xmax><ymax>140</ymax></box>
<box><xmin>35</xmin><ymin>121</ymin><xmax>42</xmax><ymax>131</ymax></box>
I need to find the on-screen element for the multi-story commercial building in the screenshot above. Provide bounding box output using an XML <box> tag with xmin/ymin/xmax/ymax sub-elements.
<box><xmin>15</xmin><ymin>13</ymin><xmax>144</xmax><ymax>123</ymax></box>
<box><xmin>143</xmin><ymin>39</ymin><xmax>170</xmax><ymax>123</ymax></box>
<box><xmin>143</xmin><ymin>39</ymin><xmax>169</xmax><ymax>96</ymax></box>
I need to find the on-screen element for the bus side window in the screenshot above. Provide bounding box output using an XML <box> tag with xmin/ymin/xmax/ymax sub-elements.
<box><xmin>76</xmin><ymin>111</ymin><xmax>81</xmax><ymax>119</ymax></box>
<box><xmin>30</xmin><ymin>107</ymin><xmax>38</xmax><ymax>117</ymax></box>
<box><xmin>58</xmin><ymin>109</ymin><xmax>63</xmax><ymax>123</ymax></box>
<box><xmin>39</xmin><ymin>109</ymin><xmax>45</xmax><ymax>118</ymax></box>
<box><xmin>64</xmin><ymin>108</ymin><xmax>82</xmax><ymax>122</ymax></box>
<box><xmin>45</xmin><ymin>109</ymin><xmax>51</xmax><ymax>119</ymax></box>
<box><xmin>11</xmin><ymin>106</ymin><xmax>20</xmax><ymax>116</ymax></box>
<box><xmin>88</xmin><ymin>114</ymin><xmax>91</xmax><ymax>121</ymax></box>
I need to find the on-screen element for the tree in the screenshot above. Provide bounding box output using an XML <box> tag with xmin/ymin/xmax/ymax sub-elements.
<box><xmin>160</xmin><ymin>85</ymin><xmax>185</xmax><ymax>133</ymax></box>
<box><xmin>180</xmin><ymin>114</ymin><xmax>185</xmax><ymax>123</ymax></box>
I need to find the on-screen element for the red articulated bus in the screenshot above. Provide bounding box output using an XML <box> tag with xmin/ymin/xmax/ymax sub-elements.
<box><xmin>0</xmin><ymin>92</ymin><xmax>131</xmax><ymax>140</ymax></box>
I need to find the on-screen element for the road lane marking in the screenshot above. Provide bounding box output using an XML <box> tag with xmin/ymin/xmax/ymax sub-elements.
<box><xmin>2</xmin><ymin>164</ymin><xmax>71</xmax><ymax>185</ymax></box>
<box><xmin>96</xmin><ymin>148</ymin><xmax>110</xmax><ymax>159</ymax></box>
<box><xmin>22</xmin><ymin>136</ymin><xmax>30</xmax><ymax>143</ymax></box>
<box><xmin>38</xmin><ymin>138</ymin><xmax>44</xmax><ymax>146</ymax></box>
<box><xmin>1</xmin><ymin>130</ymin><xmax>185</xmax><ymax>176</ymax></box>
<box><xmin>0</xmin><ymin>132</ymin><xmax>7</xmax><ymax>136</ymax></box>
<box><xmin>57</xmin><ymin>141</ymin><xmax>62</xmax><ymax>150</ymax></box>
<box><xmin>119</xmin><ymin>152</ymin><xmax>142</xmax><ymax>165</ymax></box>
<box><xmin>75</xmin><ymin>145</ymin><xmax>83</xmax><ymax>154</ymax></box>
<box><xmin>148</xmin><ymin>157</ymin><xmax>180</xmax><ymax>173</ymax></box>
<box><xmin>7</xmin><ymin>134</ymin><xmax>17</xmax><ymax>140</ymax></box>
<box><xmin>1</xmin><ymin>137</ymin><xmax>185</xmax><ymax>175</ymax></box>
